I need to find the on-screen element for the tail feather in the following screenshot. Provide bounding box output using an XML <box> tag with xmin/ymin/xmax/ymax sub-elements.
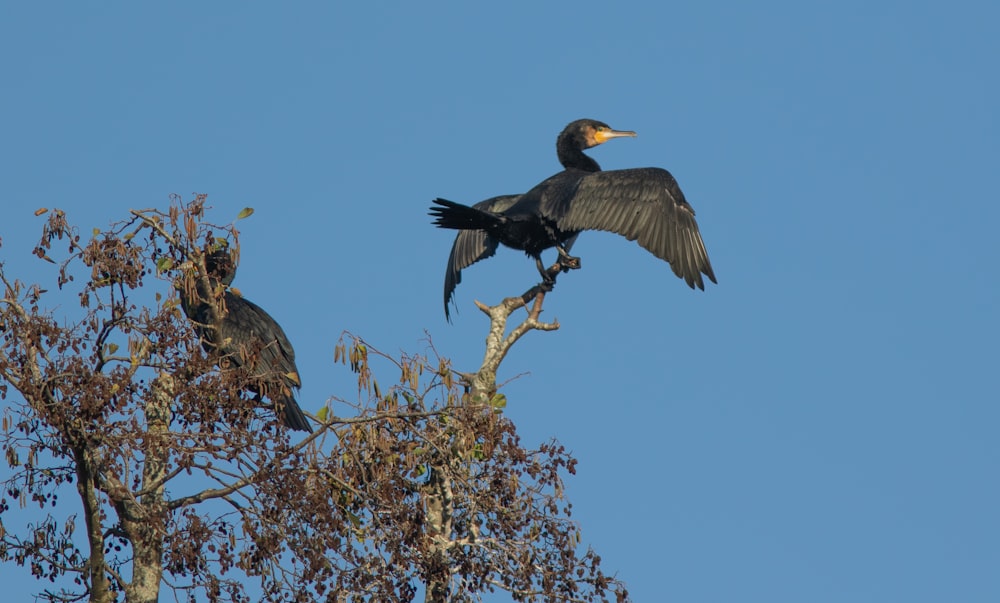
<box><xmin>276</xmin><ymin>394</ymin><xmax>313</xmax><ymax>433</ymax></box>
<box><xmin>429</xmin><ymin>198</ymin><xmax>503</xmax><ymax>232</ymax></box>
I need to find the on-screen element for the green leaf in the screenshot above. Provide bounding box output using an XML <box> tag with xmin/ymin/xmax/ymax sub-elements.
<box><xmin>489</xmin><ymin>393</ymin><xmax>507</xmax><ymax>409</ymax></box>
<box><xmin>347</xmin><ymin>510</ymin><xmax>362</xmax><ymax>529</ymax></box>
<box><xmin>155</xmin><ymin>257</ymin><xmax>174</xmax><ymax>273</ymax></box>
<box><xmin>316</xmin><ymin>406</ymin><xmax>329</xmax><ymax>422</ymax></box>
<box><xmin>236</xmin><ymin>207</ymin><xmax>254</xmax><ymax>220</ymax></box>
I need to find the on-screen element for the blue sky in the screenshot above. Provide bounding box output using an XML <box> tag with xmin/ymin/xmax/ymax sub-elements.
<box><xmin>2</xmin><ymin>2</ymin><xmax>998</xmax><ymax>601</ymax></box>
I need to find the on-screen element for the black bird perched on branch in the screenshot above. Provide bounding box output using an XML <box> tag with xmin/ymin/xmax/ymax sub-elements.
<box><xmin>429</xmin><ymin>118</ymin><xmax>717</xmax><ymax>320</ymax></box>
<box><xmin>178</xmin><ymin>247</ymin><xmax>313</xmax><ymax>432</ymax></box>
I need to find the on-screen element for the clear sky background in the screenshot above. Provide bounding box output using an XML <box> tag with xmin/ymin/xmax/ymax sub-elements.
<box><xmin>2</xmin><ymin>2</ymin><xmax>998</xmax><ymax>601</ymax></box>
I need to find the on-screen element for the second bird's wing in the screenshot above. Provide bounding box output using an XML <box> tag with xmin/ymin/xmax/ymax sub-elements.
<box><xmin>219</xmin><ymin>293</ymin><xmax>300</xmax><ymax>387</ymax></box>
<box><xmin>219</xmin><ymin>292</ymin><xmax>312</xmax><ymax>432</ymax></box>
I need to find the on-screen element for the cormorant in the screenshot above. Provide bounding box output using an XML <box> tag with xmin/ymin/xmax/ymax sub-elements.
<box><xmin>430</xmin><ymin>118</ymin><xmax>716</xmax><ymax>319</ymax></box>
<box><xmin>178</xmin><ymin>247</ymin><xmax>313</xmax><ymax>433</ymax></box>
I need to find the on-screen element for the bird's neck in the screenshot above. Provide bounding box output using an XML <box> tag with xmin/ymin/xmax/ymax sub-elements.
<box><xmin>557</xmin><ymin>140</ymin><xmax>601</xmax><ymax>172</ymax></box>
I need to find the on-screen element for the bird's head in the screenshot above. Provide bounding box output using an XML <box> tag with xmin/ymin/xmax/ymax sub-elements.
<box><xmin>204</xmin><ymin>243</ymin><xmax>238</xmax><ymax>286</ymax></box>
<box><xmin>561</xmin><ymin>119</ymin><xmax>637</xmax><ymax>150</ymax></box>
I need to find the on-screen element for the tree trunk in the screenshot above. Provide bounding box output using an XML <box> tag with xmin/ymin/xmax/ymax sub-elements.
<box><xmin>122</xmin><ymin>374</ymin><xmax>171</xmax><ymax>603</ymax></box>
<box><xmin>74</xmin><ymin>453</ymin><xmax>114</xmax><ymax>603</ymax></box>
<box><xmin>423</xmin><ymin>448</ymin><xmax>454</xmax><ymax>603</ymax></box>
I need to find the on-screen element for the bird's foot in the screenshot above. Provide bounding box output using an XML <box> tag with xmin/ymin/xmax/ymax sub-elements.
<box><xmin>557</xmin><ymin>255</ymin><xmax>581</xmax><ymax>272</ymax></box>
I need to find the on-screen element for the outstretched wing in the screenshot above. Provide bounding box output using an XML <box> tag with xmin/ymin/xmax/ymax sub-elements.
<box><xmin>552</xmin><ymin>167</ymin><xmax>716</xmax><ymax>289</ymax></box>
<box><xmin>442</xmin><ymin>194</ymin><xmax>521</xmax><ymax>320</ymax></box>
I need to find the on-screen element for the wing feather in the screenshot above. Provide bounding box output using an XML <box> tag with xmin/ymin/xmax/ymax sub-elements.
<box><xmin>210</xmin><ymin>291</ymin><xmax>312</xmax><ymax>432</ymax></box>
<box><xmin>552</xmin><ymin>168</ymin><xmax>716</xmax><ymax>289</ymax></box>
<box><xmin>442</xmin><ymin>194</ymin><xmax>520</xmax><ymax>320</ymax></box>
<box><xmin>219</xmin><ymin>293</ymin><xmax>298</xmax><ymax>385</ymax></box>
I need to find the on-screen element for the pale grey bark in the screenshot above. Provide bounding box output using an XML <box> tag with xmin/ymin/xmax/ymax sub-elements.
<box><xmin>423</xmin><ymin>272</ymin><xmax>561</xmax><ymax>602</ymax></box>
<box><xmin>120</xmin><ymin>374</ymin><xmax>171</xmax><ymax>603</ymax></box>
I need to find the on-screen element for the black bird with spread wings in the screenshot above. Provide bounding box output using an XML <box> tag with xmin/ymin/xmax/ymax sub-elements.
<box><xmin>429</xmin><ymin>118</ymin><xmax>717</xmax><ymax>320</ymax></box>
<box><xmin>178</xmin><ymin>247</ymin><xmax>313</xmax><ymax>432</ymax></box>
